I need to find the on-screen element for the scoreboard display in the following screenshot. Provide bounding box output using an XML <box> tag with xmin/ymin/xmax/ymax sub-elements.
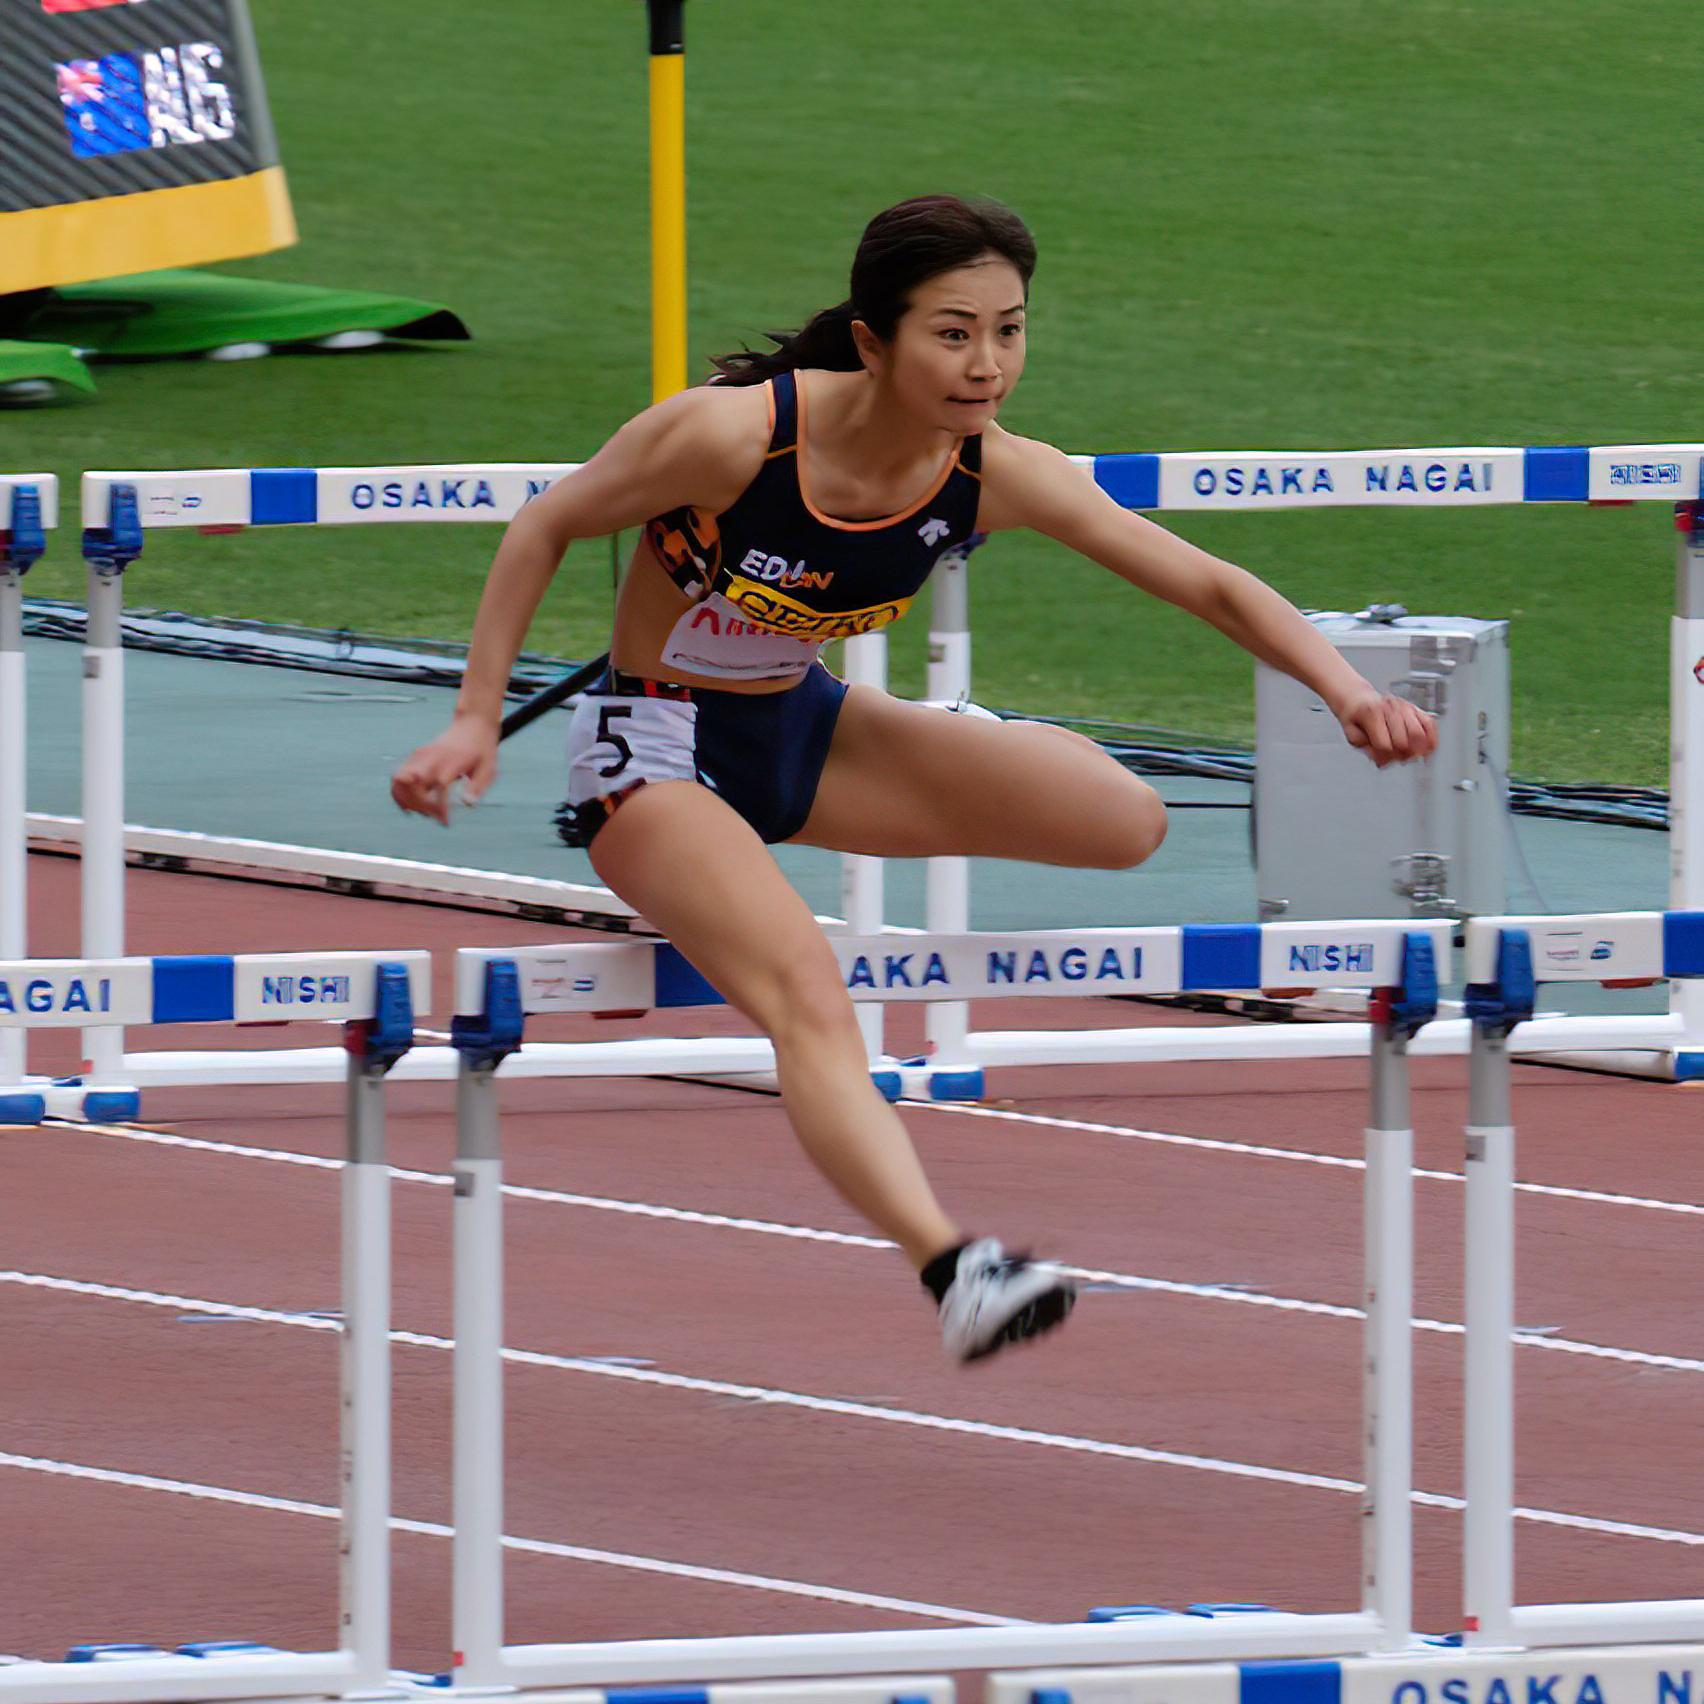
<box><xmin>1</xmin><ymin>0</ymin><xmax>295</xmax><ymax>294</ymax></box>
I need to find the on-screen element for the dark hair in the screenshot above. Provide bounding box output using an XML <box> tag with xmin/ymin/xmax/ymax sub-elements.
<box><xmin>708</xmin><ymin>194</ymin><xmax>1037</xmax><ymax>386</ymax></box>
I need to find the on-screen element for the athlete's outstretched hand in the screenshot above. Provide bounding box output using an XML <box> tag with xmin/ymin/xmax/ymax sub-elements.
<box><xmin>1335</xmin><ymin>688</ymin><xmax>1438</xmax><ymax>768</ymax></box>
<box><xmin>392</xmin><ymin>714</ymin><xmax>499</xmax><ymax>825</ymax></box>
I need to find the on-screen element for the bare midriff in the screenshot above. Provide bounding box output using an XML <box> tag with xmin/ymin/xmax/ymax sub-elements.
<box><xmin>608</xmin><ymin>534</ymin><xmax>812</xmax><ymax>695</ymax></box>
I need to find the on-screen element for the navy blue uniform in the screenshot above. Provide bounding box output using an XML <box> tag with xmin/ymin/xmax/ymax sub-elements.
<box><xmin>560</xmin><ymin>371</ymin><xmax>985</xmax><ymax>845</ymax></box>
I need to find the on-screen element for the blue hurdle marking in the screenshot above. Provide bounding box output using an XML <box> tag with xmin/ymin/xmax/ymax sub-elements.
<box><xmin>453</xmin><ymin>923</ymin><xmax>1453</xmax><ymax>1023</ymax></box>
<box><xmin>0</xmin><ymin>950</ymin><xmax>430</xmax><ymax>1029</ymax></box>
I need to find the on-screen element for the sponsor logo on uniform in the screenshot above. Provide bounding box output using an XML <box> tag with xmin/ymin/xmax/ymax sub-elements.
<box><xmin>686</xmin><ymin>603</ymin><xmax>817</xmax><ymax>644</ymax></box>
<box><xmin>918</xmin><ymin>517</ymin><xmax>951</xmax><ymax>545</ymax></box>
<box><xmin>722</xmin><ymin>575</ymin><xmax>912</xmax><ymax>640</ymax></box>
<box><xmin>736</xmin><ymin>547</ymin><xmax>833</xmax><ymax>591</ymax></box>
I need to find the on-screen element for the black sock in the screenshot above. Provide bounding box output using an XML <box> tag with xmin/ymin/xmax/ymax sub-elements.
<box><xmin>920</xmin><ymin>1240</ymin><xmax>973</xmax><ymax>1305</ymax></box>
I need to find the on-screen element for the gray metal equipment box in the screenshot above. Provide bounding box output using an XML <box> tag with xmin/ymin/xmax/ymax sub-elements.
<box><xmin>1254</xmin><ymin>608</ymin><xmax>1510</xmax><ymax>922</ymax></box>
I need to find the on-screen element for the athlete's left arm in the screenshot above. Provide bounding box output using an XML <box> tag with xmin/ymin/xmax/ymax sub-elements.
<box><xmin>981</xmin><ymin>432</ymin><xmax>1437</xmax><ymax>767</ymax></box>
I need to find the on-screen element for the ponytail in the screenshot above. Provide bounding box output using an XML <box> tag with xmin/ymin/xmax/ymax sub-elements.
<box><xmin>708</xmin><ymin>298</ymin><xmax>861</xmax><ymax>387</ymax></box>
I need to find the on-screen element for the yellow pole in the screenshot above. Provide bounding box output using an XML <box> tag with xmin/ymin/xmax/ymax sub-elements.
<box><xmin>647</xmin><ymin>0</ymin><xmax>688</xmax><ymax>402</ymax></box>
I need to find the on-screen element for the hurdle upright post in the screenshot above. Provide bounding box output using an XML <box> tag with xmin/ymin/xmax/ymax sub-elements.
<box><xmin>340</xmin><ymin>963</ymin><xmax>415</xmax><ymax>1694</ymax></box>
<box><xmin>448</xmin><ymin>958</ymin><xmax>525</xmax><ymax>1692</ymax></box>
<box><xmin>1361</xmin><ymin>932</ymin><xmax>1430</xmax><ymax>1649</ymax></box>
<box><xmin>841</xmin><ymin>631</ymin><xmax>888</xmax><ymax>1063</ymax></box>
<box><xmin>78</xmin><ymin>484</ymin><xmax>141</xmax><ymax>1083</ymax></box>
<box><xmin>1670</xmin><ymin>493</ymin><xmax>1704</xmax><ymax>1070</ymax></box>
<box><xmin>0</xmin><ymin>481</ymin><xmax>49</xmax><ymax>1090</ymax></box>
<box><xmin>1461</xmin><ymin>926</ymin><xmax>1532</xmax><ymax>1648</ymax></box>
<box><xmin>924</xmin><ymin>546</ymin><xmax>974</xmax><ymax>1074</ymax></box>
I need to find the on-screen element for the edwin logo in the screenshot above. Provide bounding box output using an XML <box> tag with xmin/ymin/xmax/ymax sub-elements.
<box><xmin>737</xmin><ymin>547</ymin><xmax>832</xmax><ymax>591</ymax></box>
<box><xmin>918</xmin><ymin>517</ymin><xmax>951</xmax><ymax>546</ymax></box>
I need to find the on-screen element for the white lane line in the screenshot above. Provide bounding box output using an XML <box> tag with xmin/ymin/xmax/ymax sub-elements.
<box><xmin>914</xmin><ymin>1102</ymin><xmax>1704</xmax><ymax>1219</ymax></box>
<box><xmin>9</xmin><ymin>1269</ymin><xmax>1704</xmax><ymax>1548</ymax></box>
<box><xmin>38</xmin><ymin>1122</ymin><xmax>1704</xmax><ymax>1378</ymax></box>
<box><xmin>0</xmin><ymin>1451</ymin><xmax>1021</xmax><ymax>1627</ymax></box>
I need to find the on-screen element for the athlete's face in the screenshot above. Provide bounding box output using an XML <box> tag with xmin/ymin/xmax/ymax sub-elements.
<box><xmin>862</xmin><ymin>256</ymin><xmax>1027</xmax><ymax>430</ymax></box>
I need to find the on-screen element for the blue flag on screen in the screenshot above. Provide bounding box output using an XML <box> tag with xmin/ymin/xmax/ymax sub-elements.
<box><xmin>58</xmin><ymin>54</ymin><xmax>151</xmax><ymax>157</ymax></box>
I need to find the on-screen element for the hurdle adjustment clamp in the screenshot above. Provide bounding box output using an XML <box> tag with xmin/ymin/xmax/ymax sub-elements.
<box><xmin>1463</xmin><ymin>927</ymin><xmax>1536</xmax><ymax>1037</ymax></box>
<box><xmin>449</xmin><ymin>958</ymin><xmax>525</xmax><ymax>1069</ymax></box>
<box><xmin>1368</xmin><ymin>929</ymin><xmax>1439</xmax><ymax>1040</ymax></box>
<box><xmin>81</xmin><ymin>481</ymin><xmax>142</xmax><ymax>576</ymax></box>
<box><xmin>0</xmin><ymin>484</ymin><xmax>46</xmax><ymax>572</ymax></box>
<box><xmin>342</xmin><ymin>961</ymin><xmax>418</xmax><ymax>1073</ymax></box>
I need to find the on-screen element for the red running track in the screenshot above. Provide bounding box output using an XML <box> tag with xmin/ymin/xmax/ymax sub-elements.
<box><xmin>4</xmin><ymin>852</ymin><xmax>1702</xmax><ymax>1677</ymax></box>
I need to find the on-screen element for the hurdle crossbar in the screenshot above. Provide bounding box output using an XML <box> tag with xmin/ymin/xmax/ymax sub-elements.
<box><xmin>1460</xmin><ymin>910</ymin><xmax>1704</xmax><ymax>1651</ymax></box>
<box><xmin>443</xmin><ymin>921</ymin><xmax>1444</xmax><ymax>1687</ymax></box>
<box><xmin>0</xmin><ymin>477</ymin><xmax>57</xmax><ymax>1098</ymax></box>
<box><xmin>0</xmin><ymin>947</ymin><xmax>423</xmax><ymax>1704</ymax></box>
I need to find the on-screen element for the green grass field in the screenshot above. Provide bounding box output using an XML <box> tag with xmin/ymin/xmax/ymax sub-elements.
<box><xmin>8</xmin><ymin>0</ymin><xmax>1698</xmax><ymax>779</ymax></box>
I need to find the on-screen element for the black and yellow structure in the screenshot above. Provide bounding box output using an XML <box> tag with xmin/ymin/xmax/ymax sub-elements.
<box><xmin>648</xmin><ymin>0</ymin><xmax>688</xmax><ymax>402</ymax></box>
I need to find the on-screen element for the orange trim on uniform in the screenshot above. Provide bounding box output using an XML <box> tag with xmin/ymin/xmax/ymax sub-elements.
<box><xmin>952</xmin><ymin>448</ymin><xmax>983</xmax><ymax>482</ymax></box>
<box><xmin>793</xmin><ymin>373</ymin><xmax>963</xmax><ymax>533</ymax></box>
<box><xmin>762</xmin><ymin>376</ymin><xmax>795</xmax><ymax>461</ymax></box>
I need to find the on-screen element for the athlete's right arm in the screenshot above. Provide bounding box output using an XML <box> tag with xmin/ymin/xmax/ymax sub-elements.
<box><xmin>391</xmin><ymin>389</ymin><xmax>756</xmax><ymax>823</ymax></box>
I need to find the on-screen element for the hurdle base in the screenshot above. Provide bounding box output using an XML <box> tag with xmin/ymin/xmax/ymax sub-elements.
<box><xmin>482</xmin><ymin>1610</ymin><xmax>1389</xmax><ymax>1690</ymax></box>
<box><xmin>1503</xmin><ymin>1600</ymin><xmax>1704</xmax><ymax>1647</ymax></box>
<box><xmin>0</xmin><ymin>1079</ymin><xmax>140</xmax><ymax>1123</ymax></box>
<box><xmin>0</xmin><ymin>1646</ymin><xmax>381</xmax><ymax>1704</ymax></box>
<box><xmin>959</xmin><ymin>1012</ymin><xmax>1687</xmax><ymax>1067</ymax></box>
<box><xmin>31</xmin><ymin>1011</ymin><xmax>1685</xmax><ymax>1101</ymax></box>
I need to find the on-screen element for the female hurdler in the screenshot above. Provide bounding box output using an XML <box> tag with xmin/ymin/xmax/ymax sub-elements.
<box><xmin>393</xmin><ymin>194</ymin><xmax>1436</xmax><ymax>1364</ymax></box>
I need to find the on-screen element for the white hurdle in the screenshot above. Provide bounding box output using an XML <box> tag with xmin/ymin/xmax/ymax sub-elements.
<box><xmin>0</xmin><ymin>946</ymin><xmax>426</xmax><ymax>1704</ymax></box>
<box><xmin>0</xmin><ymin>476</ymin><xmax>57</xmax><ymax>1106</ymax></box>
<box><xmin>443</xmin><ymin>919</ymin><xmax>1446</xmax><ymax>1689</ymax></box>
<box><xmin>911</xmin><ymin>443</ymin><xmax>1704</xmax><ymax>1094</ymax></box>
